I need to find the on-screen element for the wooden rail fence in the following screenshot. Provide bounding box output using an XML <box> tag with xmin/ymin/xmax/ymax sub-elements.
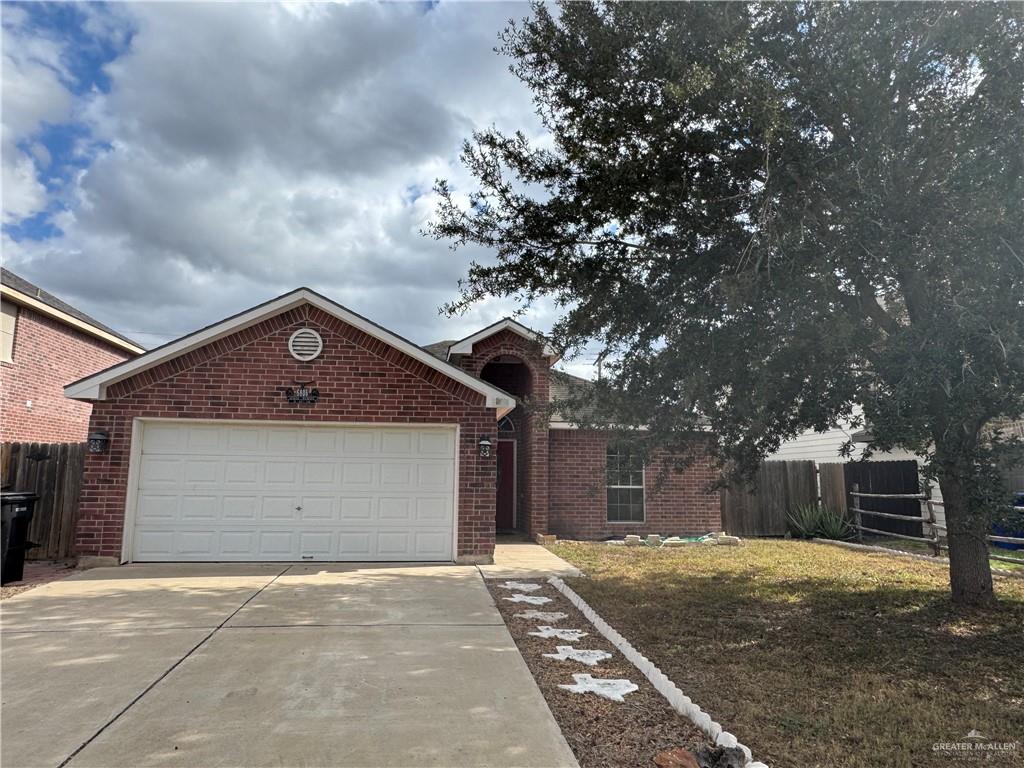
<box><xmin>1</xmin><ymin>442</ymin><xmax>86</xmax><ymax>560</ymax></box>
<box><xmin>850</xmin><ymin>485</ymin><xmax>1024</xmax><ymax>566</ymax></box>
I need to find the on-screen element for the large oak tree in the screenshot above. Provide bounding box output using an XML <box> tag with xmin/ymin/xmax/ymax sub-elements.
<box><xmin>431</xmin><ymin>2</ymin><xmax>1024</xmax><ymax>605</ymax></box>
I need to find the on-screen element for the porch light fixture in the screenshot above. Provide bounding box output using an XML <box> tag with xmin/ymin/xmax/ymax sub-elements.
<box><xmin>88</xmin><ymin>430</ymin><xmax>110</xmax><ymax>454</ymax></box>
<box><xmin>478</xmin><ymin>436</ymin><xmax>494</xmax><ymax>458</ymax></box>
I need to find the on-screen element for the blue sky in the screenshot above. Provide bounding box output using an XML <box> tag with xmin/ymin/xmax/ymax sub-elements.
<box><xmin>1</xmin><ymin>2</ymin><xmax>597</xmax><ymax>373</ymax></box>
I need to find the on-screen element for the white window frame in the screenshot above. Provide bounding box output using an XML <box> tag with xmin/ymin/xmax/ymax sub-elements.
<box><xmin>1</xmin><ymin>301</ymin><xmax>17</xmax><ymax>364</ymax></box>
<box><xmin>606</xmin><ymin>447</ymin><xmax>646</xmax><ymax>523</ymax></box>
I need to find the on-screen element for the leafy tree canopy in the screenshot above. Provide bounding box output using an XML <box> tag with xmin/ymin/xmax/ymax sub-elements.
<box><xmin>431</xmin><ymin>1</ymin><xmax>1024</xmax><ymax>604</ymax></box>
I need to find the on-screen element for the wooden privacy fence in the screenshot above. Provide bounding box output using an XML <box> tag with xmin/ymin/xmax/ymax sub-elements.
<box><xmin>1</xmin><ymin>442</ymin><xmax>86</xmax><ymax>560</ymax></box>
<box><xmin>722</xmin><ymin>459</ymin><xmax>923</xmax><ymax>537</ymax></box>
<box><xmin>721</xmin><ymin>461</ymin><xmax>818</xmax><ymax>535</ymax></box>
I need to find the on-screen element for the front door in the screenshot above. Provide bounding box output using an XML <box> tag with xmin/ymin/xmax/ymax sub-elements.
<box><xmin>496</xmin><ymin>439</ymin><xmax>516</xmax><ymax>530</ymax></box>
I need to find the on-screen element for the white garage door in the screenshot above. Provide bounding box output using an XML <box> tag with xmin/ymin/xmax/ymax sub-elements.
<box><xmin>130</xmin><ymin>422</ymin><xmax>456</xmax><ymax>562</ymax></box>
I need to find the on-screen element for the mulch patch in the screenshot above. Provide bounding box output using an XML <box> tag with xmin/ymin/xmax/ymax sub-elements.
<box><xmin>485</xmin><ymin>578</ymin><xmax>714</xmax><ymax>768</ymax></box>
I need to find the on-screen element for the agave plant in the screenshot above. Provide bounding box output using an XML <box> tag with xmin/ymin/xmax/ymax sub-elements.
<box><xmin>816</xmin><ymin>505</ymin><xmax>853</xmax><ymax>540</ymax></box>
<box><xmin>787</xmin><ymin>503</ymin><xmax>823</xmax><ymax>539</ymax></box>
<box><xmin>787</xmin><ymin>503</ymin><xmax>852</xmax><ymax>540</ymax></box>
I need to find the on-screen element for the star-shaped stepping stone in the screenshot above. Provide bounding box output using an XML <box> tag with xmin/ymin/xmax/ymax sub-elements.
<box><xmin>543</xmin><ymin>646</ymin><xmax>612</xmax><ymax>666</ymax></box>
<box><xmin>497</xmin><ymin>581</ymin><xmax>543</xmax><ymax>592</ymax></box>
<box><xmin>503</xmin><ymin>594</ymin><xmax>552</xmax><ymax>605</ymax></box>
<box><xmin>528</xmin><ymin>626</ymin><xmax>588</xmax><ymax>641</ymax></box>
<box><xmin>559</xmin><ymin>674</ymin><xmax>638</xmax><ymax>702</ymax></box>
<box><xmin>513</xmin><ymin>610</ymin><xmax>568</xmax><ymax>622</ymax></box>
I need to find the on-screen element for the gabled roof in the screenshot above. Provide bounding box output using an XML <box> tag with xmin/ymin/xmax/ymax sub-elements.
<box><xmin>1</xmin><ymin>268</ymin><xmax>144</xmax><ymax>355</ymax></box>
<box><xmin>63</xmin><ymin>287</ymin><xmax>515</xmax><ymax>415</ymax></box>
<box><xmin>446</xmin><ymin>318</ymin><xmax>558</xmax><ymax>359</ymax></box>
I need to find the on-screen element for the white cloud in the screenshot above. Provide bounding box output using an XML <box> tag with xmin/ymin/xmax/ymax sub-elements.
<box><xmin>4</xmin><ymin>1</ymin><xmax>556</xmax><ymax>350</ymax></box>
<box><xmin>1</xmin><ymin>6</ymin><xmax>74</xmax><ymax>223</ymax></box>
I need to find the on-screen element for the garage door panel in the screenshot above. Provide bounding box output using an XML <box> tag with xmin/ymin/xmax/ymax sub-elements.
<box><xmin>265</xmin><ymin>462</ymin><xmax>298</xmax><ymax>484</ymax></box>
<box><xmin>341</xmin><ymin>462</ymin><xmax>375</xmax><ymax>486</ymax></box>
<box><xmin>177</xmin><ymin>530</ymin><xmax>217</xmax><ymax>556</ymax></box>
<box><xmin>267</xmin><ymin>429</ymin><xmax>301</xmax><ymax>452</ymax></box>
<box><xmin>131</xmin><ymin>423</ymin><xmax>456</xmax><ymax>562</ymax></box>
<box><xmin>380</xmin><ymin>463</ymin><xmax>412</xmax><ymax>486</ymax></box>
<box><xmin>223</xmin><ymin>496</ymin><xmax>259</xmax><ymax>520</ymax></box>
<box><xmin>299</xmin><ymin>531</ymin><xmax>333</xmax><ymax>556</ymax></box>
<box><xmin>299</xmin><ymin>497</ymin><xmax>335</xmax><ymax>521</ymax></box>
<box><xmin>303</xmin><ymin>431</ymin><xmax>338</xmax><ymax>454</ymax></box>
<box><xmin>380</xmin><ymin>430</ymin><xmax>414</xmax><ymax>455</ymax></box>
<box><xmin>342</xmin><ymin>430</ymin><xmax>376</xmax><ymax>454</ymax></box>
<box><xmin>418</xmin><ymin>430</ymin><xmax>455</xmax><ymax>457</ymax></box>
<box><xmin>416</xmin><ymin>497</ymin><xmax>449</xmax><ymax>523</ymax></box>
<box><xmin>135</xmin><ymin>529</ymin><xmax>175</xmax><ymax>557</ymax></box>
<box><xmin>338</xmin><ymin>531</ymin><xmax>373</xmax><ymax>558</ymax></box>
<box><xmin>140</xmin><ymin>458</ymin><xmax>183</xmax><ymax>488</ymax></box>
<box><xmin>339</xmin><ymin>497</ymin><xmax>373</xmax><ymax>521</ymax></box>
<box><xmin>226</xmin><ymin>427</ymin><xmax>262</xmax><ymax>452</ymax></box>
<box><xmin>302</xmin><ymin>462</ymin><xmax>336</xmax><ymax>485</ymax></box>
<box><xmin>224</xmin><ymin>460</ymin><xmax>260</xmax><ymax>486</ymax></box>
<box><xmin>262</xmin><ymin>497</ymin><xmax>299</xmax><ymax>521</ymax></box>
<box><xmin>137</xmin><ymin>494</ymin><xmax>180</xmax><ymax>522</ymax></box>
<box><xmin>181</xmin><ymin>496</ymin><xmax>219</xmax><ymax>521</ymax></box>
<box><xmin>415</xmin><ymin>530</ymin><xmax>451</xmax><ymax>558</ymax></box>
<box><xmin>258</xmin><ymin>531</ymin><xmax>295</xmax><ymax>557</ymax></box>
<box><xmin>186</xmin><ymin>427</ymin><xmax>223</xmax><ymax>453</ymax></box>
<box><xmin>417</xmin><ymin>463</ymin><xmax>452</xmax><ymax>489</ymax></box>
<box><xmin>220</xmin><ymin>530</ymin><xmax>256</xmax><ymax>555</ymax></box>
<box><xmin>183</xmin><ymin>460</ymin><xmax>221</xmax><ymax>486</ymax></box>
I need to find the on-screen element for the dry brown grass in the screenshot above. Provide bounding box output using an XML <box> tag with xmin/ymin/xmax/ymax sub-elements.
<box><xmin>549</xmin><ymin>539</ymin><xmax>1024</xmax><ymax>768</ymax></box>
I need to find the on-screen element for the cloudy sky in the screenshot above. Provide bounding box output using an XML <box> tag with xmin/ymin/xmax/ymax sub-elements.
<box><xmin>2</xmin><ymin>2</ymin><xmax>594</xmax><ymax>374</ymax></box>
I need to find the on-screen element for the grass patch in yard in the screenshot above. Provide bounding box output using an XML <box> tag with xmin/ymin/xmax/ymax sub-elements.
<box><xmin>859</xmin><ymin>534</ymin><xmax>1024</xmax><ymax>571</ymax></box>
<box><xmin>549</xmin><ymin>539</ymin><xmax>1024</xmax><ymax>768</ymax></box>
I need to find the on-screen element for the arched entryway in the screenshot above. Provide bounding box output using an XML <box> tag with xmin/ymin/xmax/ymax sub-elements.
<box><xmin>480</xmin><ymin>355</ymin><xmax>533</xmax><ymax>534</ymax></box>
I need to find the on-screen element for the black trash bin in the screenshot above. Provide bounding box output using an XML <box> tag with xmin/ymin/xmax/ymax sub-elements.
<box><xmin>1</xmin><ymin>492</ymin><xmax>39</xmax><ymax>585</ymax></box>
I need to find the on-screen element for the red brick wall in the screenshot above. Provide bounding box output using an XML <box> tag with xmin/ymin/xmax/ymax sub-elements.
<box><xmin>455</xmin><ymin>328</ymin><xmax>551</xmax><ymax>536</ymax></box>
<box><xmin>548</xmin><ymin>429</ymin><xmax>721</xmax><ymax>539</ymax></box>
<box><xmin>1</xmin><ymin>305</ymin><xmax>132</xmax><ymax>443</ymax></box>
<box><xmin>76</xmin><ymin>305</ymin><xmax>497</xmax><ymax>561</ymax></box>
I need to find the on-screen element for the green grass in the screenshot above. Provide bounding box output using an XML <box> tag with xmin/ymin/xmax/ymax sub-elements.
<box><xmin>861</xmin><ymin>534</ymin><xmax>1024</xmax><ymax>571</ymax></box>
<box><xmin>548</xmin><ymin>540</ymin><xmax>1024</xmax><ymax>768</ymax></box>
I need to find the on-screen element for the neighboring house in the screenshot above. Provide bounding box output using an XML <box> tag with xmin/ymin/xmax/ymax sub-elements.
<box><xmin>769</xmin><ymin>410</ymin><xmax>945</xmax><ymax>524</ymax></box>
<box><xmin>65</xmin><ymin>288</ymin><xmax>720</xmax><ymax>565</ymax></box>
<box><xmin>1</xmin><ymin>268</ymin><xmax>144</xmax><ymax>444</ymax></box>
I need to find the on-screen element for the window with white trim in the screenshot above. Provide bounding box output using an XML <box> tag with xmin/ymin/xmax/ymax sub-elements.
<box><xmin>606</xmin><ymin>446</ymin><xmax>644</xmax><ymax>522</ymax></box>
<box><xmin>1</xmin><ymin>302</ymin><xmax>17</xmax><ymax>363</ymax></box>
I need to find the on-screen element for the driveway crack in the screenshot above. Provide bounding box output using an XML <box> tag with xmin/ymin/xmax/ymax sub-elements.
<box><xmin>56</xmin><ymin>565</ymin><xmax>292</xmax><ymax>768</ymax></box>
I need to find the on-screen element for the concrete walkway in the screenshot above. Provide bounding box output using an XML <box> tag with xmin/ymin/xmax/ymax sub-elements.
<box><xmin>480</xmin><ymin>540</ymin><xmax>582</xmax><ymax>579</ymax></box>
<box><xmin>1</xmin><ymin>563</ymin><xmax>578</xmax><ymax>768</ymax></box>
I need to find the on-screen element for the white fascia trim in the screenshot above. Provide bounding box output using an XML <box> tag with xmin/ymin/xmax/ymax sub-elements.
<box><xmin>549</xmin><ymin>421</ymin><xmax>651</xmax><ymax>431</ymax></box>
<box><xmin>1</xmin><ymin>285</ymin><xmax>145</xmax><ymax>355</ymax></box>
<box><xmin>448</xmin><ymin>318</ymin><xmax>559</xmax><ymax>359</ymax></box>
<box><xmin>63</xmin><ymin>288</ymin><xmax>516</xmax><ymax>415</ymax></box>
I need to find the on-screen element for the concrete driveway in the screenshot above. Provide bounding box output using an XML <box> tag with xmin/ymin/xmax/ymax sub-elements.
<box><xmin>1</xmin><ymin>563</ymin><xmax>578</xmax><ymax>768</ymax></box>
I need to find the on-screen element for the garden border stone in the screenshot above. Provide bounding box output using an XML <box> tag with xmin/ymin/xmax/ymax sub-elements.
<box><xmin>548</xmin><ymin>576</ymin><xmax>768</xmax><ymax>768</ymax></box>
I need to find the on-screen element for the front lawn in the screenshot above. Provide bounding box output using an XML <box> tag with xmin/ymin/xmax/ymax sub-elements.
<box><xmin>549</xmin><ymin>540</ymin><xmax>1024</xmax><ymax>768</ymax></box>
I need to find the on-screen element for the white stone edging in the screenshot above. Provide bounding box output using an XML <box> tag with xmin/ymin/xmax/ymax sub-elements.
<box><xmin>810</xmin><ymin>538</ymin><xmax>1024</xmax><ymax>579</ymax></box>
<box><xmin>547</xmin><ymin>576</ymin><xmax>767</xmax><ymax>768</ymax></box>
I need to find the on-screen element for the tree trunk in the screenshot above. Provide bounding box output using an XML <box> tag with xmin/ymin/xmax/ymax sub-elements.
<box><xmin>938</xmin><ymin>468</ymin><xmax>996</xmax><ymax>607</ymax></box>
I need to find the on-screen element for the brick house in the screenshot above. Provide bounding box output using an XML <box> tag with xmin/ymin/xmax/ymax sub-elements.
<box><xmin>65</xmin><ymin>288</ymin><xmax>720</xmax><ymax>565</ymax></box>
<box><xmin>1</xmin><ymin>268</ymin><xmax>143</xmax><ymax>444</ymax></box>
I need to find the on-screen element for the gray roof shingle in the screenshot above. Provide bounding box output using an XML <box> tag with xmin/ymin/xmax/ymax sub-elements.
<box><xmin>1</xmin><ymin>268</ymin><xmax>142</xmax><ymax>349</ymax></box>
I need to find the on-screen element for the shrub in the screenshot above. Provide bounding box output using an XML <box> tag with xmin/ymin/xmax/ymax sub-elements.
<box><xmin>787</xmin><ymin>503</ymin><xmax>853</xmax><ymax>540</ymax></box>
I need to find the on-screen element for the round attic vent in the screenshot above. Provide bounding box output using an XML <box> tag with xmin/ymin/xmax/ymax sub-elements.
<box><xmin>288</xmin><ymin>328</ymin><xmax>323</xmax><ymax>361</ymax></box>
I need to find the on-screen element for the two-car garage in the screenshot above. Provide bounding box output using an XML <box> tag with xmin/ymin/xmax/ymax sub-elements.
<box><xmin>129</xmin><ymin>421</ymin><xmax>457</xmax><ymax>563</ymax></box>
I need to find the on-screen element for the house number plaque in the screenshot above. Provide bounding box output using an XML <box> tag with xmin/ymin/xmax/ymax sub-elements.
<box><xmin>285</xmin><ymin>381</ymin><xmax>320</xmax><ymax>404</ymax></box>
